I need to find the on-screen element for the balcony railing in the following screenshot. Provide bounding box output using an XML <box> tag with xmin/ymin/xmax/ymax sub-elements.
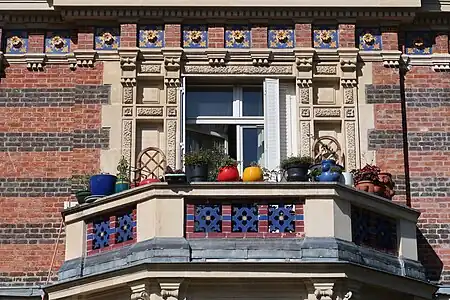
<box><xmin>63</xmin><ymin>182</ymin><xmax>419</xmax><ymax>262</ymax></box>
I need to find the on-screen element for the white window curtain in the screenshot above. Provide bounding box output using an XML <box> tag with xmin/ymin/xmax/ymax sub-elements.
<box><xmin>263</xmin><ymin>78</ymin><xmax>281</xmax><ymax>171</ymax></box>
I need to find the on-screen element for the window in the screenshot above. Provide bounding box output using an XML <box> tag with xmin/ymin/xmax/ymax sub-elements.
<box><xmin>183</xmin><ymin>84</ymin><xmax>265</xmax><ymax>172</ymax></box>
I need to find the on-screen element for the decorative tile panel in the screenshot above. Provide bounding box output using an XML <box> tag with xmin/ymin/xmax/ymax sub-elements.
<box><xmin>357</xmin><ymin>27</ymin><xmax>382</xmax><ymax>51</ymax></box>
<box><xmin>45</xmin><ymin>31</ymin><xmax>70</xmax><ymax>54</ymax></box>
<box><xmin>351</xmin><ymin>205</ymin><xmax>397</xmax><ymax>254</ymax></box>
<box><xmin>95</xmin><ymin>27</ymin><xmax>120</xmax><ymax>50</ymax></box>
<box><xmin>268</xmin><ymin>26</ymin><xmax>294</xmax><ymax>48</ymax></box>
<box><xmin>183</xmin><ymin>25</ymin><xmax>207</xmax><ymax>48</ymax></box>
<box><xmin>139</xmin><ymin>25</ymin><xmax>164</xmax><ymax>48</ymax></box>
<box><xmin>313</xmin><ymin>26</ymin><xmax>338</xmax><ymax>49</ymax></box>
<box><xmin>405</xmin><ymin>31</ymin><xmax>433</xmax><ymax>55</ymax></box>
<box><xmin>186</xmin><ymin>200</ymin><xmax>304</xmax><ymax>238</ymax></box>
<box><xmin>225</xmin><ymin>25</ymin><xmax>250</xmax><ymax>48</ymax></box>
<box><xmin>87</xmin><ymin>207</ymin><xmax>137</xmax><ymax>255</ymax></box>
<box><xmin>4</xmin><ymin>31</ymin><xmax>28</xmax><ymax>54</ymax></box>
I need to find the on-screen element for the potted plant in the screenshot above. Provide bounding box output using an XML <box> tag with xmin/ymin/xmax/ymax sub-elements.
<box><xmin>310</xmin><ymin>159</ymin><xmax>343</xmax><ymax>182</ymax></box>
<box><xmin>243</xmin><ymin>161</ymin><xmax>264</xmax><ymax>182</ymax></box>
<box><xmin>74</xmin><ymin>174</ymin><xmax>91</xmax><ymax>204</ymax></box>
<box><xmin>184</xmin><ymin>149</ymin><xmax>210</xmax><ymax>182</ymax></box>
<box><xmin>217</xmin><ymin>156</ymin><xmax>240</xmax><ymax>182</ymax></box>
<box><xmin>351</xmin><ymin>164</ymin><xmax>384</xmax><ymax>196</ymax></box>
<box><xmin>165</xmin><ymin>166</ymin><xmax>187</xmax><ymax>184</ymax></box>
<box><xmin>280</xmin><ymin>155</ymin><xmax>314</xmax><ymax>182</ymax></box>
<box><xmin>379</xmin><ymin>172</ymin><xmax>396</xmax><ymax>200</ymax></box>
<box><xmin>115</xmin><ymin>156</ymin><xmax>130</xmax><ymax>193</ymax></box>
<box><xmin>90</xmin><ymin>172</ymin><xmax>117</xmax><ymax>197</ymax></box>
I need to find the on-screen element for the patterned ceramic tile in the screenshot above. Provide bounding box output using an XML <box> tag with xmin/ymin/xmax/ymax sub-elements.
<box><xmin>268</xmin><ymin>26</ymin><xmax>294</xmax><ymax>48</ymax></box>
<box><xmin>183</xmin><ymin>25</ymin><xmax>207</xmax><ymax>48</ymax></box>
<box><xmin>357</xmin><ymin>28</ymin><xmax>382</xmax><ymax>51</ymax></box>
<box><xmin>45</xmin><ymin>31</ymin><xmax>70</xmax><ymax>54</ymax></box>
<box><xmin>139</xmin><ymin>25</ymin><xmax>164</xmax><ymax>48</ymax></box>
<box><xmin>95</xmin><ymin>27</ymin><xmax>120</xmax><ymax>50</ymax></box>
<box><xmin>225</xmin><ymin>25</ymin><xmax>250</xmax><ymax>48</ymax></box>
<box><xmin>405</xmin><ymin>31</ymin><xmax>433</xmax><ymax>55</ymax></box>
<box><xmin>4</xmin><ymin>31</ymin><xmax>28</xmax><ymax>54</ymax></box>
<box><xmin>313</xmin><ymin>26</ymin><xmax>338</xmax><ymax>49</ymax></box>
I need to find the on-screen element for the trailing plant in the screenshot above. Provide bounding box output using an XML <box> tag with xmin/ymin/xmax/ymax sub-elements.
<box><xmin>184</xmin><ymin>149</ymin><xmax>211</xmax><ymax>166</ymax></box>
<box><xmin>351</xmin><ymin>164</ymin><xmax>381</xmax><ymax>184</ymax></box>
<box><xmin>280</xmin><ymin>155</ymin><xmax>314</xmax><ymax>170</ymax></box>
<box><xmin>116</xmin><ymin>156</ymin><xmax>130</xmax><ymax>181</ymax></box>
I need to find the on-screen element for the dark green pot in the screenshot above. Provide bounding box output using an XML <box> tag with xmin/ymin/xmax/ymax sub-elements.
<box><xmin>75</xmin><ymin>190</ymin><xmax>91</xmax><ymax>204</ymax></box>
<box><xmin>115</xmin><ymin>180</ymin><xmax>130</xmax><ymax>193</ymax></box>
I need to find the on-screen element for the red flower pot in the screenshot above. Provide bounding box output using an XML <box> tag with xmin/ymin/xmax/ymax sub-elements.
<box><xmin>355</xmin><ymin>180</ymin><xmax>375</xmax><ymax>193</ymax></box>
<box><xmin>217</xmin><ymin>166</ymin><xmax>240</xmax><ymax>182</ymax></box>
<box><xmin>139</xmin><ymin>178</ymin><xmax>160</xmax><ymax>186</ymax></box>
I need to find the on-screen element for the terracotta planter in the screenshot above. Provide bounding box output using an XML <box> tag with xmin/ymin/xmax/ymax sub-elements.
<box><xmin>355</xmin><ymin>180</ymin><xmax>375</xmax><ymax>193</ymax></box>
<box><xmin>373</xmin><ymin>183</ymin><xmax>386</xmax><ymax>196</ymax></box>
<box><xmin>217</xmin><ymin>166</ymin><xmax>240</xmax><ymax>182</ymax></box>
<box><xmin>378</xmin><ymin>172</ymin><xmax>395</xmax><ymax>200</ymax></box>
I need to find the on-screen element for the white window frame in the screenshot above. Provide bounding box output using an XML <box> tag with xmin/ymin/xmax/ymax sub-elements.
<box><xmin>185</xmin><ymin>84</ymin><xmax>265</xmax><ymax>173</ymax></box>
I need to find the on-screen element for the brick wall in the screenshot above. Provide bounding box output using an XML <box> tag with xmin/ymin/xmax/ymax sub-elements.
<box><xmin>367</xmin><ymin>28</ymin><xmax>450</xmax><ymax>284</ymax></box>
<box><xmin>251</xmin><ymin>25</ymin><xmax>268</xmax><ymax>48</ymax></box>
<box><xmin>0</xmin><ymin>55</ymin><xmax>108</xmax><ymax>285</ymax></box>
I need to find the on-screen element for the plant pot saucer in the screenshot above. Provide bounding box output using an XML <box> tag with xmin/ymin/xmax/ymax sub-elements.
<box><xmin>85</xmin><ymin>195</ymin><xmax>105</xmax><ymax>203</ymax></box>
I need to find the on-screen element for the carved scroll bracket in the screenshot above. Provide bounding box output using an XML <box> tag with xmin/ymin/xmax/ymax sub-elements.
<box><xmin>250</xmin><ymin>49</ymin><xmax>271</xmax><ymax>67</ymax></box>
<box><xmin>207</xmin><ymin>49</ymin><xmax>227</xmax><ymax>67</ymax></box>
<box><xmin>381</xmin><ymin>50</ymin><xmax>402</xmax><ymax>68</ymax></box>
<box><xmin>313</xmin><ymin>282</ymin><xmax>335</xmax><ymax>300</ymax></box>
<box><xmin>25</xmin><ymin>53</ymin><xmax>45</xmax><ymax>71</ymax></box>
<box><xmin>294</xmin><ymin>48</ymin><xmax>314</xmax><ymax>78</ymax></box>
<box><xmin>73</xmin><ymin>49</ymin><xmax>96</xmax><ymax>68</ymax></box>
<box><xmin>159</xmin><ymin>281</ymin><xmax>183</xmax><ymax>300</ymax></box>
<box><xmin>130</xmin><ymin>282</ymin><xmax>151</xmax><ymax>300</ymax></box>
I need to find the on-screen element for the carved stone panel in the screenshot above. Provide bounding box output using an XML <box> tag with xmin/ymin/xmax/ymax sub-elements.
<box><xmin>345</xmin><ymin>121</ymin><xmax>357</xmax><ymax>170</ymax></box>
<box><xmin>137</xmin><ymin>107</ymin><xmax>164</xmax><ymax>117</ymax></box>
<box><xmin>344</xmin><ymin>88</ymin><xmax>354</xmax><ymax>104</ymax></box>
<box><xmin>315</xmin><ymin>65</ymin><xmax>337</xmax><ymax>75</ymax></box>
<box><xmin>300</xmin><ymin>87</ymin><xmax>310</xmax><ymax>104</ymax></box>
<box><xmin>345</xmin><ymin>108</ymin><xmax>355</xmax><ymax>118</ymax></box>
<box><xmin>123</xmin><ymin>87</ymin><xmax>133</xmax><ymax>104</ymax></box>
<box><xmin>140</xmin><ymin>64</ymin><xmax>162</xmax><ymax>73</ymax></box>
<box><xmin>122</xmin><ymin>107</ymin><xmax>133</xmax><ymax>116</ymax></box>
<box><xmin>300</xmin><ymin>121</ymin><xmax>311</xmax><ymax>157</ymax></box>
<box><xmin>166</xmin><ymin>87</ymin><xmax>177</xmax><ymax>104</ymax></box>
<box><xmin>314</xmin><ymin>108</ymin><xmax>341</xmax><ymax>117</ymax></box>
<box><xmin>121</xmin><ymin>120</ymin><xmax>132</xmax><ymax>166</ymax></box>
<box><xmin>167</xmin><ymin>107</ymin><xmax>177</xmax><ymax>117</ymax></box>
<box><xmin>301</xmin><ymin>108</ymin><xmax>310</xmax><ymax>117</ymax></box>
<box><xmin>166</xmin><ymin>120</ymin><xmax>177</xmax><ymax>168</ymax></box>
<box><xmin>184</xmin><ymin>65</ymin><xmax>292</xmax><ymax>75</ymax></box>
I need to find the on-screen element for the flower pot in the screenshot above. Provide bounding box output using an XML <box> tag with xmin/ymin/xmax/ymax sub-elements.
<box><xmin>355</xmin><ymin>180</ymin><xmax>375</xmax><ymax>193</ymax></box>
<box><xmin>316</xmin><ymin>159</ymin><xmax>342</xmax><ymax>182</ymax></box>
<box><xmin>186</xmin><ymin>164</ymin><xmax>208</xmax><ymax>182</ymax></box>
<box><xmin>139</xmin><ymin>178</ymin><xmax>160</xmax><ymax>186</ymax></box>
<box><xmin>242</xmin><ymin>166</ymin><xmax>263</xmax><ymax>182</ymax></box>
<box><xmin>285</xmin><ymin>164</ymin><xmax>310</xmax><ymax>182</ymax></box>
<box><xmin>75</xmin><ymin>190</ymin><xmax>91</xmax><ymax>204</ymax></box>
<box><xmin>217</xmin><ymin>166</ymin><xmax>240</xmax><ymax>182</ymax></box>
<box><xmin>90</xmin><ymin>174</ymin><xmax>117</xmax><ymax>196</ymax></box>
<box><xmin>339</xmin><ymin>172</ymin><xmax>354</xmax><ymax>186</ymax></box>
<box><xmin>115</xmin><ymin>180</ymin><xmax>130</xmax><ymax>193</ymax></box>
<box><xmin>378</xmin><ymin>172</ymin><xmax>395</xmax><ymax>200</ymax></box>
<box><xmin>373</xmin><ymin>183</ymin><xmax>386</xmax><ymax>197</ymax></box>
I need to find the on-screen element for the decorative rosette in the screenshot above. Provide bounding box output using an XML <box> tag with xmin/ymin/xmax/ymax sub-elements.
<box><xmin>362</xmin><ymin>33</ymin><xmax>375</xmax><ymax>45</ymax></box>
<box><xmin>276</xmin><ymin>30</ymin><xmax>290</xmax><ymax>43</ymax></box>
<box><xmin>189</xmin><ymin>31</ymin><xmax>203</xmax><ymax>43</ymax></box>
<box><xmin>146</xmin><ymin>30</ymin><xmax>159</xmax><ymax>43</ymax></box>
<box><xmin>232</xmin><ymin>30</ymin><xmax>245</xmax><ymax>43</ymax></box>
<box><xmin>320</xmin><ymin>31</ymin><xmax>332</xmax><ymax>43</ymax></box>
<box><xmin>51</xmin><ymin>36</ymin><xmax>65</xmax><ymax>48</ymax></box>
<box><xmin>10</xmin><ymin>36</ymin><xmax>23</xmax><ymax>48</ymax></box>
<box><xmin>101</xmin><ymin>32</ymin><xmax>115</xmax><ymax>45</ymax></box>
<box><xmin>413</xmin><ymin>38</ymin><xmax>425</xmax><ymax>49</ymax></box>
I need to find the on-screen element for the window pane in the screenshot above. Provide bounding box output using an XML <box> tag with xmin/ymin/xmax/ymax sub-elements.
<box><xmin>242</xmin><ymin>127</ymin><xmax>264</xmax><ymax>168</ymax></box>
<box><xmin>186</xmin><ymin>87</ymin><xmax>233</xmax><ymax>117</ymax></box>
<box><xmin>243</xmin><ymin>87</ymin><xmax>263</xmax><ymax>116</ymax></box>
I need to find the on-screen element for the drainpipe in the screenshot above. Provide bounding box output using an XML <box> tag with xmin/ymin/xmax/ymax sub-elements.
<box><xmin>399</xmin><ymin>55</ymin><xmax>412</xmax><ymax>207</ymax></box>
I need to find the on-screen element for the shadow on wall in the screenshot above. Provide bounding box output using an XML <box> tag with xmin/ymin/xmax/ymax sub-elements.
<box><xmin>417</xmin><ymin>228</ymin><xmax>443</xmax><ymax>283</ymax></box>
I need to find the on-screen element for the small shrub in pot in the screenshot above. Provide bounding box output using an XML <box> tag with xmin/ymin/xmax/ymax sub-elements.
<box><xmin>280</xmin><ymin>156</ymin><xmax>314</xmax><ymax>182</ymax></box>
<box><xmin>184</xmin><ymin>149</ymin><xmax>210</xmax><ymax>182</ymax></box>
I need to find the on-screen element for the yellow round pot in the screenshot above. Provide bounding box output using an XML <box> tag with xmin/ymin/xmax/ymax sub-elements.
<box><xmin>242</xmin><ymin>166</ymin><xmax>264</xmax><ymax>182</ymax></box>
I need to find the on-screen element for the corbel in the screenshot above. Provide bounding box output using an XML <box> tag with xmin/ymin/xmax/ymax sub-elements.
<box><xmin>73</xmin><ymin>49</ymin><xmax>96</xmax><ymax>68</ymax></box>
<box><xmin>431</xmin><ymin>54</ymin><xmax>450</xmax><ymax>72</ymax></box>
<box><xmin>381</xmin><ymin>50</ymin><xmax>402</xmax><ymax>68</ymax></box>
<box><xmin>130</xmin><ymin>282</ymin><xmax>151</xmax><ymax>300</ymax></box>
<box><xmin>250</xmin><ymin>49</ymin><xmax>271</xmax><ymax>67</ymax></box>
<box><xmin>159</xmin><ymin>280</ymin><xmax>183</xmax><ymax>300</ymax></box>
<box><xmin>25</xmin><ymin>53</ymin><xmax>46</xmax><ymax>71</ymax></box>
<box><xmin>206</xmin><ymin>49</ymin><xmax>227</xmax><ymax>67</ymax></box>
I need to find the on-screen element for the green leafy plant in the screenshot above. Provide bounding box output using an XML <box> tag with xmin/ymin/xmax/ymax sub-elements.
<box><xmin>351</xmin><ymin>164</ymin><xmax>381</xmax><ymax>184</ymax></box>
<box><xmin>280</xmin><ymin>155</ymin><xmax>314</xmax><ymax>170</ymax></box>
<box><xmin>248</xmin><ymin>161</ymin><xmax>261</xmax><ymax>167</ymax></box>
<box><xmin>220</xmin><ymin>156</ymin><xmax>238</xmax><ymax>168</ymax></box>
<box><xmin>184</xmin><ymin>149</ymin><xmax>211</xmax><ymax>166</ymax></box>
<box><xmin>116</xmin><ymin>156</ymin><xmax>130</xmax><ymax>181</ymax></box>
<box><xmin>310</xmin><ymin>166</ymin><xmax>343</xmax><ymax>178</ymax></box>
<box><xmin>73</xmin><ymin>174</ymin><xmax>91</xmax><ymax>191</ymax></box>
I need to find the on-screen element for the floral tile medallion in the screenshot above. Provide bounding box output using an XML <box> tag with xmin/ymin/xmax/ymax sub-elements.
<box><xmin>5</xmin><ymin>31</ymin><xmax>28</xmax><ymax>54</ymax></box>
<box><xmin>313</xmin><ymin>26</ymin><xmax>338</xmax><ymax>49</ymax></box>
<box><xmin>45</xmin><ymin>31</ymin><xmax>70</xmax><ymax>54</ymax></box>
<box><xmin>225</xmin><ymin>25</ymin><xmax>250</xmax><ymax>48</ymax></box>
<box><xmin>95</xmin><ymin>27</ymin><xmax>120</xmax><ymax>50</ymax></box>
<box><xmin>268</xmin><ymin>26</ymin><xmax>294</xmax><ymax>48</ymax></box>
<box><xmin>405</xmin><ymin>31</ymin><xmax>432</xmax><ymax>55</ymax></box>
<box><xmin>183</xmin><ymin>25</ymin><xmax>207</xmax><ymax>48</ymax></box>
<box><xmin>139</xmin><ymin>25</ymin><xmax>164</xmax><ymax>48</ymax></box>
<box><xmin>357</xmin><ymin>28</ymin><xmax>382</xmax><ymax>51</ymax></box>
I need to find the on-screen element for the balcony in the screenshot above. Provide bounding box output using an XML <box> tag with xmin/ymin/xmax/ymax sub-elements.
<box><xmin>47</xmin><ymin>182</ymin><xmax>436</xmax><ymax>300</ymax></box>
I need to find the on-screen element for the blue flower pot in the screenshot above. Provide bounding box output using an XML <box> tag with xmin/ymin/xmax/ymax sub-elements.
<box><xmin>316</xmin><ymin>159</ymin><xmax>342</xmax><ymax>182</ymax></box>
<box><xmin>115</xmin><ymin>180</ymin><xmax>130</xmax><ymax>193</ymax></box>
<box><xmin>90</xmin><ymin>174</ymin><xmax>117</xmax><ymax>196</ymax></box>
